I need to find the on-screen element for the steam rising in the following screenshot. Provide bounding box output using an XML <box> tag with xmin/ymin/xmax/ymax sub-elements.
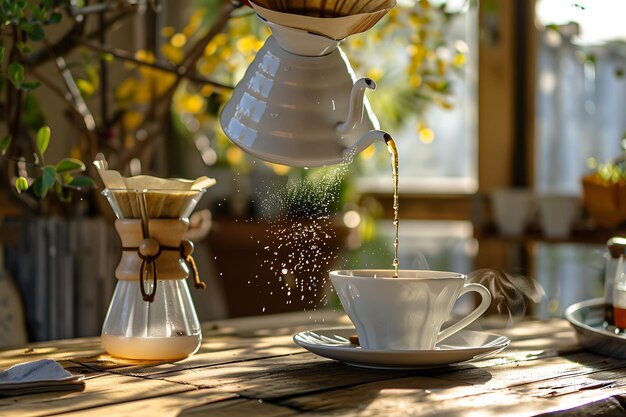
<box><xmin>469</xmin><ymin>268</ymin><xmax>544</xmax><ymax>321</ymax></box>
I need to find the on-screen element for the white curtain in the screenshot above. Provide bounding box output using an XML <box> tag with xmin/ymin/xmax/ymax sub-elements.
<box><xmin>535</xmin><ymin>29</ymin><xmax>626</xmax><ymax>194</ymax></box>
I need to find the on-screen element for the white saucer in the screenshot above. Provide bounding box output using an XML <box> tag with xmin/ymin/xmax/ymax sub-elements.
<box><xmin>293</xmin><ymin>327</ymin><xmax>510</xmax><ymax>370</ymax></box>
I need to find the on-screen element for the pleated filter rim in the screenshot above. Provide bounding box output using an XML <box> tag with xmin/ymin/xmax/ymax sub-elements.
<box><xmin>249</xmin><ymin>0</ymin><xmax>396</xmax><ymax>40</ymax></box>
<box><xmin>251</xmin><ymin>0</ymin><xmax>395</xmax><ymax>17</ymax></box>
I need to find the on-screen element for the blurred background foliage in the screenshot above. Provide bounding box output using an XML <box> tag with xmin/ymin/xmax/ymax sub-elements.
<box><xmin>0</xmin><ymin>0</ymin><xmax>465</xmax><ymax>217</ymax></box>
<box><xmin>120</xmin><ymin>0</ymin><xmax>465</xmax><ymax>178</ymax></box>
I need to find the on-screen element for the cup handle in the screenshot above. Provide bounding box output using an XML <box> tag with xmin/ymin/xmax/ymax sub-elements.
<box><xmin>436</xmin><ymin>283</ymin><xmax>492</xmax><ymax>343</ymax></box>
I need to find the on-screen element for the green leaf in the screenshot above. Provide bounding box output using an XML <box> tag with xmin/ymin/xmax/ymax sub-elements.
<box><xmin>24</xmin><ymin>24</ymin><xmax>44</xmax><ymax>42</ymax></box>
<box><xmin>8</xmin><ymin>62</ymin><xmax>24</xmax><ymax>87</ymax></box>
<box><xmin>22</xmin><ymin>93</ymin><xmax>45</xmax><ymax>129</ymax></box>
<box><xmin>0</xmin><ymin>135</ymin><xmax>10</xmax><ymax>154</ymax></box>
<box><xmin>36</xmin><ymin>125</ymin><xmax>50</xmax><ymax>155</ymax></box>
<box><xmin>76</xmin><ymin>78</ymin><xmax>95</xmax><ymax>96</ymax></box>
<box><xmin>61</xmin><ymin>172</ymin><xmax>73</xmax><ymax>186</ymax></box>
<box><xmin>31</xmin><ymin>166</ymin><xmax>55</xmax><ymax>199</ymax></box>
<box><xmin>48</xmin><ymin>12</ymin><xmax>62</xmax><ymax>24</ymax></box>
<box><xmin>55</xmin><ymin>158</ymin><xmax>85</xmax><ymax>173</ymax></box>
<box><xmin>42</xmin><ymin>165</ymin><xmax>56</xmax><ymax>187</ymax></box>
<box><xmin>31</xmin><ymin>177</ymin><xmax>44</xmax><ymax>198</ymax></box>
<box><xmin>0</xmin><ymin>46</ymin><xmax>5</xmax><ymax>64</ymax></box>
<box><xmin>16</xmin><ymin>41</ymin><xmax>31</xmax><ymax>54</ymax></box>
<box><xmin>20</xmin><ymin>81</ymin><xmax>40</xmax><ymax>91</ymax></box>
<box><xmin>68</xmin><ymin>175</ymin><xmax>96</xmax><ymax>188</ymax></box>
<box><xmin>29</xmin><ymin>3</ymin><xmax>45</xmax><ymax>21</ymax></box>
<box><xmin>15</xmin><ymin>176</ymin><xmax>28</xmax><ymax>192</ymax></box>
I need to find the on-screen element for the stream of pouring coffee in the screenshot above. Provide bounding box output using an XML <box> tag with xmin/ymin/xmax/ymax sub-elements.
<box><xmin>384</xmin><ymin>133</ymin><xmax>399</xmax><ymax>278</ymax></box>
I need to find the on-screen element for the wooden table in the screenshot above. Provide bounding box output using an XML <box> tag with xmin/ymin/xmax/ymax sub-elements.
<box><xmin>1</xmin><ymin>311</ymin><xmax>626</xmax><ymax>417</ymax></box>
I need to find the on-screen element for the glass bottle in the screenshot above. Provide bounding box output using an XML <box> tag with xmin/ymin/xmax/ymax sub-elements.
<box><xmin>613</xmin><ymin>255</ymin><xmax>626</xmax><ymax>329</ymax></box>
<box><xmin>604</xmin><ymin>237</ymin><xmax>626</xmax><ymax>325</ymax></box>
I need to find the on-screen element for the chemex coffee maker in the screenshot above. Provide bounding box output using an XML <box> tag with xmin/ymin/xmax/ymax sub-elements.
<box><xmin>220</xmin><ymin>0</ymin><xmax>396</xmax><ymax>167</ymax></box>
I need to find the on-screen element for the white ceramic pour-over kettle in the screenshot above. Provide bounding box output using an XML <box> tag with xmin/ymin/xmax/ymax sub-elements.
<box><xmin>219</xmin><ymin>1</ymin><xmax>395</xmax><ymax>167</ymax></box>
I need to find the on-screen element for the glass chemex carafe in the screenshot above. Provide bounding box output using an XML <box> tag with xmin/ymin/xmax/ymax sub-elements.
<box><xmin>99</xmin><ymin>174</ymin><xmax>214</xmax><ymax>360</ymax></box>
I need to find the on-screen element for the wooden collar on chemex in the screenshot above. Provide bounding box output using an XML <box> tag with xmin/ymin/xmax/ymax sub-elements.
<box><xmin>122</xmin><ymin>238</ymin><xmax>206</xmax><ymax>302</ymax></box>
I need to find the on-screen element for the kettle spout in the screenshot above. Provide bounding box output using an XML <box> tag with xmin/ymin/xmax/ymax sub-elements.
<box><xmin>337</xmin><ymin>78</ymin><xmax>377</xmax><ymax>137</ymax></box>
<box><xmin>341</xmin><ymin>129</ymin><xmax>389</xmax><ymax>161</ymax></box>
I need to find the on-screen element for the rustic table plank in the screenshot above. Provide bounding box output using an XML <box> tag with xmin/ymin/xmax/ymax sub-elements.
<box><xmin>75</xmin><ymin>335</ymin><xmax>304</xmax><ymax>377</ymax></box>
<box><xmin>58</xmin><ymin>389</ymin><xmax>239</xmax><ymax>417</ymax></box>
<box><xmin>0</xmin><ymin>313</ymin><xmax>622</xmax><ymax>417</ymax></box>
<box><xmin>277</xmin><ymin>368</ymin><xmax>626</xmax><ymax>417</ymax></box>
<box><xmin>0</xmin><ymin>373</ymin><xmax>195</xmax><ymax>417</ymax></box>
<box><xmin>179</xmin><ymin>398</ymin><xmax>299</xmax><ymax>417</ymax></box>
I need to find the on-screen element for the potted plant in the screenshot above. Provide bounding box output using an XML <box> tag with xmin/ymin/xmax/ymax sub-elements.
<box><xmin>581</xmin><ymin>156</ymin><xmax>626</xmax><ymax>228</ymax></box>
<box><xmin>0</xmin><ymin>0</ymin><xmax>245</xmax><ymax>340</ymax></box>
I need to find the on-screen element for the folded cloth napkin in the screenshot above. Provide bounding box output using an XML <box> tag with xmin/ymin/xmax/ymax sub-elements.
<box><xmin>0</xmin><ymin>359</ymin><xmax>85</xmax><ymax>396</ymax></box>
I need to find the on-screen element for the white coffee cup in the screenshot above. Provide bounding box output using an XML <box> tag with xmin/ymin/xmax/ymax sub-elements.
<box><xmin>329</xmin><ymin>270</ymin><xmax>492</xmax><ymax>350</ymax></box>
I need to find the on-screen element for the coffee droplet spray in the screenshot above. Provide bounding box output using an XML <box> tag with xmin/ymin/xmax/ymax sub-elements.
<box><xmin>384</xmin><ymin>133</ymin><xmax>400</xmax><ymax>278</ymax></box>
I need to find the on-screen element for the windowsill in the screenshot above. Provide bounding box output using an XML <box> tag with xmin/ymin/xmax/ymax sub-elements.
<box><xmin>356</xmin><ymin>177</ymin><xmax>478</xmax><ymax>195</ymax></box>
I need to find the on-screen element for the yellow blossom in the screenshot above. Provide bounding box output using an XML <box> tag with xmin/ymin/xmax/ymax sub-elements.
<box><xmin>201</xmin><ymin>84</ymin><xmax>214</xmax><ymax>96</ymax></box>
<box><xmin>266</xmin><ymin>162</ymin><xmax>290</xmax><ymax>175</ymax></box>
<box><xmin>366</xmin><ymin>68</ymin><xmax>384</xmax><ymax>81</ymax></box>
<box><xmin>360</xmin><ymin>144</ymin><xmax>376</xmax><ymax>160</ymax></box>
<box><xmin>350</xmin><ymin>37</ymin><xmax>364</xmax><ymax>48</ymax></box>
<box><xmin>418</xmin><ymin>125</ymin><xmax>435</xmax><ymax>144</ymax></box>
<box><xmin>204</xmin><ymin>41</ymin><xmax>218</xmax><ymax>56</ymax></box>
<box><xmin>161</xmin><ymin>26</ymin><xmax>175</xmax><ymax>37</ymax></box>
<box><xmin>171</xmin><ymin>33</ymin><xmax>187</xmax><ymax>48</ymax></box>
<box><xmin>436</xmin><ymin>98</ymin><xmax>454</xmax><ymax>110</ymax></box>
<box><xmin>70</xmin><ymin>146</ymin><xmax>81</xmax><ymax>160</ymax></box>
<box><xmin>213</xmin><ymin>33</ymin><xmax>228</xmax><ymax>46</ymax></box>
<box><xmin>226</xmin><ymin>146</ymin><xmax>244</xmax><ymax>165</ymax></box>
<box><xmin>409</xmin><ymin>74</ymin><xmax>422</xmax><ymax>87</ymax></box>
<box><xmin>115</xmin><ymin>77</ymin><xmax>137</xmax><ymax>100</ymax></box>
<box><xmin>181</xmin><ymin>94</ymin><xmax>205</xmax><ymax>114</ymax></box>
<box><xmin>123</xmin><ymin>111</ymin><xmax>143</xmax><ymax>131</ymax></box>
<box><xmin>453</xmin><ymin>53</ymin><xmax>466</xmax><ymax>67</ymax></box>
<box><xmin>183</xmin><ymin>10</ymin><xmax>205</xmax><ymax>38</ymax></box>
<box><xmin>134</xmin><ymin>50</ymin><xmax>155</xmax><ymax>64</ymax></box>
<box><xmin>162</xmin><ymin>43</ymin><xmax>184</xmax><ymax>64</ymax></box>
<box><xmin>236</xmin><ymin>35</ymin><xmax>262</xmax><ymax>55</ymax></box>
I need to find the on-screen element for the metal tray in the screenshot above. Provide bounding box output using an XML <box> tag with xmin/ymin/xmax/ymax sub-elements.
<box><xmin>564</xmin><ymin>297</ymin><xmax>626</xmax><ymax>359</ymax></box>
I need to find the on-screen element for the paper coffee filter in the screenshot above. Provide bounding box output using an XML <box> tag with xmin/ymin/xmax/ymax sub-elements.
<box><xmin>94</xmin><ymin>159</ymin><xmax>215</xmax><ymax>219</ymax></box>
<box><xmin>249</xmin><ymin>0</ymin><xmax>395</xmax><ymax>40</ymax></box>
<box><xmin>121</xmin><ymin>175</ymin><xmax>216</xmax><ymax>191</ymax></box>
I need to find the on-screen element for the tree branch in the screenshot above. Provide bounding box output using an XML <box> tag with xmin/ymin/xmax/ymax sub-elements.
<box><xmin>30</xmin><ymin>68</ymin><xmax>95</xmax><ymax>129</ymax></box>
<box><xmin>24</xmin><ymin>20</ymin><xmax>85</xmax><ymax>68</ymax></box>
<box><xmin>76</xmin><ymin>37</ymin><xmax>233</xmax><ymax>91</ymax></box>
<box><xmin>111</xmin><ymin>0</ymin><xmax>239</xmax><ymax>171</ymax></box>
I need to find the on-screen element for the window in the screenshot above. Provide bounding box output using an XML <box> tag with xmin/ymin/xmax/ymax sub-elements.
<box><xmin>355</xmin><ymin>2</ymin><xmax>478</xmax><ymax>194</ymax></box>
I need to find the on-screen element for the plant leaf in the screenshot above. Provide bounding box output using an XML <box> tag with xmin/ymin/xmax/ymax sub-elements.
<box><xmin>56</xmin><ymin>158</ymin><xmax>85</xmax><ymax>173</ymax></box>
<box><xmin>8</xmin><ymin>62</ymin><xmax>24</xmax><ymax>87</ymax></box>
<box><xmin>22</xmin><ymin>93</ymin><xmax>46</xmax><ymax>129</ymax></box>
<box><xmin>25</xmin><ymin>24</ymin><xmax>44</xmax><ymax>42</ymax></box>
<box><xmin>41</xmin><ymin>165</ymin><xmax>56</xmax><ymax>188</ymax></box>
<box><xmin>76</xmin><ymin>78</ymin><xmax>95</xmax><ymax>96</ymax></box>
<box><xmin>0</xmin><ymin>46</ymin><xmax>5</xmax><ymax>65</ymax></box>
<box><xmin>20</xmin><ymin>81</ymin><xmax>40</xmax><ymax>91</ymax></box>
<box><xmin>16</xmin><ymin>41</ymin><xmax>31</xmax><ymax>54</ymax></box>
<box><xmin>0</xmin><ymin>135</ymin><xmax>10</xmax><ymax>154</ymax></box>
<box><xmin>48</xmin><ymin>12</ymin><xmax>62</xmax><ymax>24</ymax></box>
<box><xmin>32</xmin><ymin>165</ymin><xmax>56</xmax><ymax>198</ymax></box>
<box><xmin>36</xmin><ymin>125</ymin><xmax>50</xmax><ymax>155</ymax></box>
<box><xmin>31</xmin><ymin>177</ymin><xmax>44</xmax><ymax>198</ymax></box>
<box><xmin>68</xmin><ymin>175</ymin><xmax>96</xmax><ymax>188</ymax></box>
<box><xmin>15</xmin><ymin>176</ymin><xmax>28</xmax><ymax>192</ymax></box>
